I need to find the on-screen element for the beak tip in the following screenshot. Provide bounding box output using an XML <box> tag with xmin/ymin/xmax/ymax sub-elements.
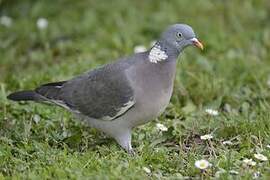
<box><xmin>195</xmin><ymin>41</ymin><xmax>204</xmax><ymax>51</ymax></box>
<box><xmin>191</xmin><ymin>38</ymin><xmax>204</xmax><ymax>50</ymax></box>
<box><xmin>200</xmin><ymin>45</ymin><xmax>204</xmax><ymax>50</ymax></box>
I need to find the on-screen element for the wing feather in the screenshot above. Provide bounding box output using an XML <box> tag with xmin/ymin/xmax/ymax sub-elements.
<box><xmin>58</xmin><ymin>62</ymin><xmax>135</xmax><ymax>121</ymax></box>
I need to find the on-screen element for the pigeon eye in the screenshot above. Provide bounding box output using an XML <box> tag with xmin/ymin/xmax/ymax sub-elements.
<box><xmin>176</xmin><ymin>32</ymin><xmax>182</xmax><ymax>38</ymax></box>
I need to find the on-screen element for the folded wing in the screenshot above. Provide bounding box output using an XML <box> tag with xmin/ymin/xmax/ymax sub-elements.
<box><xmin>36</xmin><ymin>63</ymin><xmax>135</xmax><ymax>121</ymax></box>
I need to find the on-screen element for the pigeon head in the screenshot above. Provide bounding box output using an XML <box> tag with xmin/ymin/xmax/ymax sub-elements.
<box><xmin>160</xmin><ymin>24</ymin><xmax>203</xmax><ymax>53</ymax></box>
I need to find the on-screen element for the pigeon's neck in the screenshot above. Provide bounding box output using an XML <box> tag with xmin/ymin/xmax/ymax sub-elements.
<box><xmin>148</xmin><ymin>40</ymin><xmax>180</xmax><ymax>63</ymax></box>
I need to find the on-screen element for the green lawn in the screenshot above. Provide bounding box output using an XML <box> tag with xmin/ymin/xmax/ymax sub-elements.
<box><xmin>1</xmin><ymin>0</ymin><xmax>270</xmax><ymax>179</ymax></box>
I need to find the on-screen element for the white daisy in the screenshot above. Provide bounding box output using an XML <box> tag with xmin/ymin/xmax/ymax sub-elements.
<box><xmin>205</xmin><ymin>108</ymin><xmax>219</xmax><ymax>116</ymax></box>
<box><xmin>156</xmin><ymin>123</ymin><xmax>168</xmax><ymax>132</ymax></box>
<box><xmin>0</xmin><ymin>16</ymin><xmax>12</xmax><ymax>27</ymax></box>
<box><xmin>254</xmin><ymin>153</ymin><xmax>268</xmax><ymax>161</ymax></box>
<box><xmin>134</xmin><ymin>45</ymin><xmax>147</xmax><ymax>53</ymax></box>
<box><xmin>243</xmin><ymin>158</ymin><xmax>256</xmax><ymax>166</ymax></box>
<box><xmin>195</xmin><ymin>159</ymin><xmax>211</xmax><ymax>170</ymax></box>
<box><xmin>200</xmin><ymin>134</ymin><xmax>213</xmax><ymax>140</ymax></box>
<box><xmin>37</xmin><ymin>18</ymin><xmax>48</xmax><ymax>30</ymax></box>
<box><xmin>142</xmin><ymin>167</ymin><xmax>151</xmax><ymax>174</ymax></box>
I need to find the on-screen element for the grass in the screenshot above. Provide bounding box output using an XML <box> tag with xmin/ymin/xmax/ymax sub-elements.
<box><xmin>1</xmin><ymin>0</ymin><xmax>270</xmax><ymax>179</ymax></box>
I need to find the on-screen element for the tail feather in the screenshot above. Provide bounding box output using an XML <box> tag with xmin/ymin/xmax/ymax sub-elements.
<box><xmin>7</xmin><ymin>81</ymin><xmax>67</xmax><ymax>102</ymax></box>
<box><xmin>7</xmin><ymin>90</ymin><xmax>42</xmax><ymax>101</ymax></box>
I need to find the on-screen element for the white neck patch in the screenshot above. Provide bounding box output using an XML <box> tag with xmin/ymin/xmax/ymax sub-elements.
<box><xmin>148</xmin><ymin>45</ymin><xmax>168</xmax><ymax>63</ymax></box>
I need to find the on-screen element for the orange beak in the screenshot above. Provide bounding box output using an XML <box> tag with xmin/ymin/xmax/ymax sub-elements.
<box><xmin>191</xmin><ymin>38</ymin><xmax>204</xmax><ymax>50</ymax></box>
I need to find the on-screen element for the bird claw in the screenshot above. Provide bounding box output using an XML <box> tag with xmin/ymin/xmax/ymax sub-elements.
<box><xmin>128</xmin><ymin>149</ymin><xmax>136</xmax><ymax>156</ymax></box>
